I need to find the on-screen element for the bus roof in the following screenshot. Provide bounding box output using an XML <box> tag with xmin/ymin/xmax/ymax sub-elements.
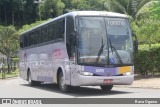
<box><xmin>68</xmin><ymin>11</ymin><xmax>128</xmax><ymax>18</ymax></box>
<box><xmin>21</xmin><ymin>11</ymin><xmax>128</xmax><ymax>35</ymax></box>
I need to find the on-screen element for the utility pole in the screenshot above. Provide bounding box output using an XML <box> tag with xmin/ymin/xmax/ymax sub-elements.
<box><xmin>132</xmin><ymin>0</ymin><xmax>139</xmax><ymax>18</ymax></box>
<box><xmin>34</xmin><ymin>0</ymin><xmax>44</xmax><ymax>21</ymax></box>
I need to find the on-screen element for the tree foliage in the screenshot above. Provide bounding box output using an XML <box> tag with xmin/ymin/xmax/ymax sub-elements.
<box><xmin>0</xmin><ymin>0</ymin><xmax>159</xmax><ymax>27</ymax></box>
<box><xmin>0</xmin><ymin>26</ymin><xmax>19</xmax><ymax>72</ymax></box>
<box><xmin>18</xmin><ymin>18</ymin><xmax>51</xmax><ymax>34</ymax></box>
<box><xmin>105</xmin><ymin>0</ymin><xmax>159</xmax><ymax>19</ymax></box>
<box><xmin>0</xmin><ymin>26</ymin><xmax>19</xmax><ymax>58</ymax></box>
<box><xmin>41</xmin><ymin>0</ymin><xmax>65</xmax><ymax>20</ymax></box>
<box><xmin>130</xmin><ymin>0</ymin><xmax>160</xmax><ymax>44</ymax></box>
<box><xmin>0</xmin><ymin>0</ymin><xmax>36</xmax><ymax>27</ymax></box>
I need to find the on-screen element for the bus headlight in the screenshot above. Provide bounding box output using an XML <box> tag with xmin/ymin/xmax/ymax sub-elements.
<box><xmin>78</xmin><ymin>71</ymin><xmax>93</xmax><ymax>76</ymax></box>
<box><xmin>123</xmin><ymin>72</ymin><xmax>132</xmax><ymax>76</ymax></box>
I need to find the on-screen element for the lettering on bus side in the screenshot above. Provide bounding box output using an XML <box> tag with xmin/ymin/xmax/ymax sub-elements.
<box><xmin>53</xmin><ymin>49</ymin><xmax>61</xmax><ymax>58</ymax></box>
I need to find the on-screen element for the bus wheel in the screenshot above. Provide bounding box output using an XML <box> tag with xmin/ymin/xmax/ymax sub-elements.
<box><xmin>28</xmin><ymin>72</ymin><xmax>41</xmax><ymax>86</ymax></box>
<box><xmin>58</xmin><ymin>72</ymin><xmax>70</xmax><ymax>92</ymax></box>
<box><xmin>100</xmin><ymin>85</ymin><xmax>113</xmax><ymax>92</ymax></box>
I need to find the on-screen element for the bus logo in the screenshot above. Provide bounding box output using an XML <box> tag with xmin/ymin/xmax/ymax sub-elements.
<box><xmin>2</xmin><ymin>99</ymin><xmax>12</xmax><ymax>104</ymax></box>
<box><xmin>96</xmin><ymin>69</ymin><xmax>104</xmax><ymax>73</ymax></box>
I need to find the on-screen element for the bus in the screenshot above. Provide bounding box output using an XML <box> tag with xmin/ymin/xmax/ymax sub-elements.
<box><xmin>19</xmin><ymin>11</ymin><xmax>136</xmax><ymax>92</ymax></box>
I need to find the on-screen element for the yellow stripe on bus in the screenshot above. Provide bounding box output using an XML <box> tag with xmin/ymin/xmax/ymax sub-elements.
<box><xmin>118</xmin><ymin>66</ymin><xmax>131</xmax><ymax>74</ymax></box>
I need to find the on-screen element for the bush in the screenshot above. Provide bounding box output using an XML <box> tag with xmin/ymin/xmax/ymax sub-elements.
<box><xmin>135</xmin><ymin>44</ymin><xmax>160</xmax><ymax>75</ymax></box>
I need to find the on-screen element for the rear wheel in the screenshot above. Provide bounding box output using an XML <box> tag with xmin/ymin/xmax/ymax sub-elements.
<box><xmin>100</xmin><ymin>85</ymin><xmax>113</xmax><ymax>92</ymax></box>
<box><xmin>58</xmin><ymin>72</ymin><xmax>70</xmax><ymax>92</ymax></box>
<box><xmin>28</xmin><ymin>71</ymin><xmax>41</xmax><ymax>86</ymax></box>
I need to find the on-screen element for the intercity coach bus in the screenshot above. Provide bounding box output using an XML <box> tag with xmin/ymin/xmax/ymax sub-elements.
<box><xmin>19</xmin><ymin>11</ymin><xmax>136</xmax><ymax>92</ymax></box>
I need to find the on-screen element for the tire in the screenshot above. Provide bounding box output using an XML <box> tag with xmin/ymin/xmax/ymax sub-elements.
<box><xmin>28</xmin><ymin>71</ymin><xmax>41</xmax><ymax>86</ymax></box>
<box><xmin>58</xmin><ymin>72</ymin><xmax>70</xmax><ymax>92</ymax></box>
<box><xmin>100</xmin><ymin>85</ymin><xmax>113</xmax><ymax>92</ymax></box>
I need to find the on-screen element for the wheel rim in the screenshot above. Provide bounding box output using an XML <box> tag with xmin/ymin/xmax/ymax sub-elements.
<box><xmin>28</xmin><ymin>73</ymin><xmax>31</xmax><ymax>84</ymax></box>
<box><xmin>60</xmin><ymin>75</ymin><xmax>65</xmax><ymax>90</ymax></box>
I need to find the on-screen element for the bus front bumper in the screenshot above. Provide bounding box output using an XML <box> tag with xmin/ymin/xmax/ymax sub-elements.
<box><xmin>72</xmin><ymin>75</ymin><xmax>134</xmax><ymax>86</ymax></box>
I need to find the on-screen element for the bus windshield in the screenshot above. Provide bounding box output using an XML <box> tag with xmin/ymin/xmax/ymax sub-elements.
<box><xmin>76</xmin><ymin>16</ymin><xmax>133</xmax><ymax>66</ymax></box>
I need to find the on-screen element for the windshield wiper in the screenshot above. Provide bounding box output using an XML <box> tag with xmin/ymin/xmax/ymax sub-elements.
<box><xmin>109</xmin><ymin>38</ymin><xmax>123</xmax><ymax>64</ymax></box>
<box><xmin>96</xmin><ymin>38</ymin><xmax>104</xmax><ymax>63</ymax></box>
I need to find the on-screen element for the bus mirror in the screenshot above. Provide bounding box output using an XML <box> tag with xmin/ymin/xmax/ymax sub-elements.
<box><xmin>134</xmin><ymin>40</ymin><xmax>138</xmax><ymax>52</ymax></box>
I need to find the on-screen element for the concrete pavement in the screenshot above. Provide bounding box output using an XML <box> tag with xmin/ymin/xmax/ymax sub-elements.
<box><xmin>115</xmin><ymin>76</ymin><xmax>160</xmax><ymax>89</ymax></box>
<box><xmin>1</xmin><ymin>76</ymin><xmax>160</xmax><ymax>89</ymax></box>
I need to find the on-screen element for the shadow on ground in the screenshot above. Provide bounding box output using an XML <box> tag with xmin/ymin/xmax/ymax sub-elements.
<box><xmin>134</xmin><ymin>75</ymin><xmax>160</xmax><ymax>80</ymax></box>
<box><xmin>21</xmin><ymin>83</ymin><xmax>133</xmax><ymax>98</ymax></box>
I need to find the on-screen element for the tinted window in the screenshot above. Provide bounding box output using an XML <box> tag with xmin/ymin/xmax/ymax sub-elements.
<box><xmin>66</xmin><ymin>16</ymin><xmax>74</xmax><ymax>58</ymax></box>
<box><xmin>21</xmin><ymin>18</ymin><xmax>66</xmax><ymax>48</ymax></box>
<box><xmin>20</xmin><ymin>35</ymin><xmax>24</xmax><ymax>48</ymax></box>
<box><xmin>41</xmin><ymin>26</ymin><xmax>48</xmax><ymax>43</ymax></box>
<box><xmin>66</xmin><ymin>16</ymin><xmax>74</xmax><ymax>44</ymax></box>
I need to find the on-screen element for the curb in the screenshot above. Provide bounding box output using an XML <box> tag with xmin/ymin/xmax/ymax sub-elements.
<box><xmin>115</xmin><ymin>85</ymin><xmax>160</xmax><ymax>90</ymax></box>
<box><xmin>0</xmin><ymin>76</ymin><xmax>19</xmax><ymax>80</ymax></box>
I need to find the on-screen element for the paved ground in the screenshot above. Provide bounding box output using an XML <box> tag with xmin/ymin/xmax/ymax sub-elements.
<box><xmin>1</xmin><ymin>77</ymin><xmax>159</xmax><ymax>107</ymax></box>
<box><xmin>2</xmin><ymin>76</ymin><xmax>160</xmax><ymax>89</ymax></box>
<box><xmin>0</xmin><ymin>77</ymin><xmax>160</xmax><ymax>98</ymax></box>
<box><xmin>116</xmin><ymin>76</ymin><xmax>160</xmax><ymax>89</ymax></box>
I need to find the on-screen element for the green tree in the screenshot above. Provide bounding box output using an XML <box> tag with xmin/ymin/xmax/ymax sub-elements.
<box><xmin>0</xmin><ymin>0</ymin><xmax>27</xmax><ymax>26</ymax></box>
<box><xmin>0</xmin><ymin>26</ymin><xmax>19</xmax><ymax>73</ymax></box>
<box><xmin>62</xmin><ymin>0</ymin><xmax>72</xmax><ymax>9</ymax></box>
<box><xmin>70</xmin><ymin>0</ymin><xmax>91</xmax><ymax>10</ymax></box>
<box><xmin>105</xmin><ymin>0</ymin><xmax>159</xmax><ymax>19</ymax></box>
<box><xmin>149</xmin><ymin>1</ymin><xmax>160</xmax><ymax>20</ymax></box>
<box><xmin>41</xmin><ymin>0</ymin><xmax>65</xmax><ymax>20</ymax></box>
<box><xmin>130</xmin><ymin>0</ymin><xmax>160</xmax><ymax>45</ymax></box>
<box><xmin>18</xmin><ymin>18</ymin><xmax>51</xmax><ymax>34</ymax></box>
<box><xmin>65</xmin><ymin>0</ymin><xmax>106</xmax><ymax>10</ymax></box>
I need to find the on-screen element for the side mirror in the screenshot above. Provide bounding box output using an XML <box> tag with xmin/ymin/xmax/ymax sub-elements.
<box><xmin>132</xmin><ymin>32</ymin><xmax>138</xmax><ymax>52</ymax></box>
<box><xmin>134</xmin><ymin>40</ymin><xmax>138</xmax><ymax>52</ymax></box>
<box><xmin>132</xmin><ymin>33</ymin><xmax>135</xmax><ymax>37</ymax></box>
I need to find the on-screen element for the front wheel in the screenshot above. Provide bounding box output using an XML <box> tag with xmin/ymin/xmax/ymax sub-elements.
<box><xmin>58</xmin><ymin>72</ymin><xmax>70</xmax><ymax>92</ymax></box>
<box><xmin>100</xmin><ymin>85</ymin><xmax>113</xmax><ymax>92</ymax></box>
<box><xmin>28</xmin><ymin>72</ymin><xmax>41</xmax><ymax>86</ymax></box>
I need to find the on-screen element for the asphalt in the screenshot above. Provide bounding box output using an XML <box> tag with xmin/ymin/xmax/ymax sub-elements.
<box><xmin>1</xmin><ymin>76</ymin><xmax>160</xmax><ymax>89</ymax></box>
<box><xmin>116</xmin><ymin>76</ymin><xmax>160</xmax><ymax>89</ymax></box>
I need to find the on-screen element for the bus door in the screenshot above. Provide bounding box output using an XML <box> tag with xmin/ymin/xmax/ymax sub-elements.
<box><xmin>66</xmin><ymin>16</ymin><xmax>76</xmax><ymax>85</ymax></box>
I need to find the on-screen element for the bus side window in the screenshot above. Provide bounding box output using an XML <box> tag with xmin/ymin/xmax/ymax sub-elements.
<box><xmin>55</xmin><ymin>19</ymin><xmax>65</xmax><ymax>40</ymax></box>
<box><xmin>37</xmin><ymin>29</ymin><xmax>41</xmax><ymax>44</ymax></box>
<box><xmin>20</xmin><ymin>35</ymin><xmax>24</xmax><ymax>48</ymax></box>
<box><xmin>66</xmin><ymin>16</ymin><xmax>74</xmax><ymax>58</ymax></box>
<box><xmin>29</xmin><ymin>33</ymin><xmax>31</xmax><ymax>46</ymax></box>
<box><xmin>30</xmin><ymin>32</ymin><xmax>35</xmax><ymax>46</ymax></box>
<box><xmin>54</xmin><ymin>22</ymin><xmax>58</xmax><ymax>39</ymax></box>
<box><xmin>59</xmin><ymin>19</ymin><xmax>65</xmax><ymax>38</ymax></box>
<box><xmin>25</xmin><ymin>34</ymin><xmax>29</xmax><ymax>47</ymax></box>
<box><xmin>41</xmin><ymin>26</ymin><xmax>48</xmax><ymax>43</ymax></box>
<box><xmin>51</xmin><ymin>23</ymin><xmax>55</xmax><ymax>40</ymax></box>
<box><xmin>39</xmin><ymin>28</ymin><xmax>43</xmax><ymax>43</ymax></box>
<box><xmin>34</xmin><ymin>30</ymin><xmax>39</xmax><ymax>45</ymax></box>
<box><xmin>48</xmin><ymin>24</ymin><xmax>53</xmax><ymax>41</ymax></box>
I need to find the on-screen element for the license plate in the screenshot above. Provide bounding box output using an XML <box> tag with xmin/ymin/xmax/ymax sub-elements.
<box><xmin>104</xmin><ymin>79</ymin><xmax>113</xmax><ymax>84</ymax></box>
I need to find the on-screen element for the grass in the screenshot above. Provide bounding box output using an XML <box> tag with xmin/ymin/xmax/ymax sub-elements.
<box><xmin>0</xmin><ymin>69</ymin><xmax>19</xmax><ymax>79</ymax></box>
<box><xmin>139</xmin><ymin>43</ymin><xmax>160</xmax><ymax>50</ymax></box>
